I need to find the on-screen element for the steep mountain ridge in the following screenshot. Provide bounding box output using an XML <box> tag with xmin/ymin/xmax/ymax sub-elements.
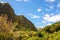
<box><xmin>0</xmin><ymin>2</ymin><xmax>16</xmax><ymax>21</ymax></box>
<box><xmin>16</xmin><ymin>15</ymin><xmax>36</xmax><ymax>31</ymax></box>
<box><xmin>0</xmin><ymin>2</ymin><xmax>37</xmax><ymax>31</ymax></box>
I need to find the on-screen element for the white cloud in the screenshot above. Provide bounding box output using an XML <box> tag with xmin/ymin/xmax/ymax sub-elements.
<box><xmin>29</xmin><ymin>14</ymin><xmax>40</xmax><ymax>19</ymax></box>
<box><xmin>47</xmin><ymin>23</ymin><xmax>51</xmax><ymax>25</ymax></box>
<box><xmin>49</xmin><ymin>5</ymin><xmax>54</xmax><ymax>9</ymax></box>
<box><xmin>45</xmin><ymin>8</ymin><xmax>50</xmax><ymax>12</ymax></box>
<box><xmin>16</xmin><ymin>0</ymin><xmax>21</xmax><ymax>1</ymax></box>
<box><xmin>0</xmin><ymin>2</ymin><xmax>4</xmax><ymax>3</ymax></box>
<box><xmin>45</xmin><ymin>0</ymin><xmax>55</xmax><ymax>2</ymax></box>
<box><xmin>45</xmin><ymin>6</ymin><xmax>54</xmax><ymax>12</ymax></box>
<box><xmin>56</xmin><ymin>10</ymin><xmax>60</xmax><ymax>13</ymax></box>
<box><xmin>37</xmin><ymin>8</ymin><xmax>42</xmax><ymax>12</ymax></box>
<box><xmin>44</xmin><ymin>14</ymin><xmax>50</xmax><ymax>20</ymax></box>
<box><xmin>24</xmin><ymin>0</ymin><xmax>29</xmax><ymax>2</ymax></box>
<box><xmin>50</xmin><ymin>13</ymin><xmax>55</xmax><ymax>16</ymax></box>
<box><xmin>44</xmin><ymin>14</ymin><xmax>60</xmax><ymax>22</ymax></box>
<box><xmin>42</xmin><ymin>21</ymin><xmax>47</xmax><ymax>23</ymax></box>
<box><xmin>0</xmin><ymin>2</ymin><xmax>6</xmax><ymax>3</ymax></box>
<box><xmin>57</xmin><ymin>3</ymin><xmax>60</xmax><ymax>8</ymax></box>
<box><xmin>16</xmin><ymin>0</ymin><xmax>30</xmax><ymax>2</ymax></box>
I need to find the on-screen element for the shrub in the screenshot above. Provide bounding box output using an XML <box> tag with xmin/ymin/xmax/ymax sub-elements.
<box><xmin>27</xmin><ymin>37</ymin><xmax>41</xmax><ymax>40</ymax></box>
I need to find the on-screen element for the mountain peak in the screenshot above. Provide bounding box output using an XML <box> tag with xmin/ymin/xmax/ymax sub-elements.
<box><xmin>0</xmin><ymin>2</ymin><xmax>6</xmax><ymax>3</ymax></box>
<box><xmin>0</xmin><ymin>2</ymin><xmax>8</xmax><ymax>5</ymax></box>
<box><xmin>0</xmin><ymin>2</ymin><xmax>37</xmax><ymax>31</ymax></box>
<box><xmin>0</xmin><ymin>2</ymin><xmax>16</xmax><ymax>21</ymax></box>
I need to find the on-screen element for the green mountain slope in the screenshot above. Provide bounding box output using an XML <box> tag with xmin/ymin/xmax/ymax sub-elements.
<box><xmin>44</xmin><ymin>22</ymin><xmax>60</xmax><ymax>33</ymax></box>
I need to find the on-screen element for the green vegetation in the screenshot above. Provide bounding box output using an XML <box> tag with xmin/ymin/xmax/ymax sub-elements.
<box><xmin>0</xmin><ymin>14</ymin><xmax>60</xmax><ymax>40</ymax></box>
<box><xmin>0</xmin><ymin>2</ymin><xmax>60</xmax><ymax>40</ymax></box>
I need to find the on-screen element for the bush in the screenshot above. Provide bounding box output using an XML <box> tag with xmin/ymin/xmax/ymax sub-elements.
<box><xmin>27</xmin><ymin>37</ymin><xmax>41</xmax><ymax>40</ymax></box>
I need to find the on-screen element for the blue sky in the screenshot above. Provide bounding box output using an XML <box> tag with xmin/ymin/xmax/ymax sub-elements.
<box><xmin>0</xmin><ymin>0</ymin><xmax>60</xmax><ymax>28</ymax></box>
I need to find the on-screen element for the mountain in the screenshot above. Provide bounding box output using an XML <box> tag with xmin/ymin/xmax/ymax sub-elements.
<box><xmin>44</xmin><ymin>22</ymin><xmax>60</xmax><ymax>33</ymax></box>
<box><xmin>0</xmin><ymin>2</ymin><xmax>37</xmax><ymax>31</ymax></box>
<box><xmin>0</xmin><ymin>2</ymin><xmax>16</xmax><ymax>22</ymax></box>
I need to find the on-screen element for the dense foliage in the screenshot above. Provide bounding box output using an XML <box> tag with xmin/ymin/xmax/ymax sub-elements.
<box><xmin>0</xmin><ymin>15</ymin><xmax>60</xmax><ymax>40</ymax></box>
<box><xmin>0</xmin><ymin>2</ymin><xmax>60</xmax><ymax>40</ymax></box>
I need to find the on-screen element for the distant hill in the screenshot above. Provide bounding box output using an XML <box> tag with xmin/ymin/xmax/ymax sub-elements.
<box><xmin>0</xmin><ymin>2</ymin><xmax>37</xmax><ymax>31</ymax></box>
<box><xmin>44</xmin><ymin>22</ymin><xmax>60</xmax><ymax>33</ymax></box>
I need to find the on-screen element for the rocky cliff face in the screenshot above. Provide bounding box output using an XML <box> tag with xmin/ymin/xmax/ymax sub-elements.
<box><xmin>0</xmin><ymin>2</ymin><xmax>37</xmax><ymax>31</ymax></box>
